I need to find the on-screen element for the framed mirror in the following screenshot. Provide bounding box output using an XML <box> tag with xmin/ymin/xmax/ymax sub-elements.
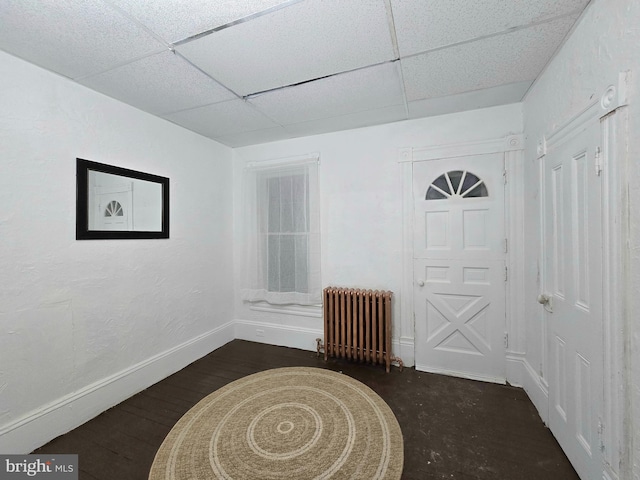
<box><xmin>76</xmin><ymin>158</ymin><xmax>169</xmax><ymax>240</ymax></box>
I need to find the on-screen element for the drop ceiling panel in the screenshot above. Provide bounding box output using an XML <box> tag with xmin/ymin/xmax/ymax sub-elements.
<box><xmin>248</xmin><ymin>62</ymin><xmax>405</xmax><ymax>125</ymax></box>
<box><xmin>215</xmin><ymin>126</ymin><xmax>293</xmax><ymax>148</ymax></box>
<box><xmin>176</xmin><ymin>0</ymin><xmax>395</xmax><ymax>96</ymax></box>
<box><xmin>391</xmin><ymin>0</ymin><xmax>589</xmax><ymax>56</ymax></box>
<box><xmin>283</xmin><ymin>104</ymin><xmax>407</xmax><ymax>139</ymax></box>
<box><xmin>407</xmin><ymin>81</ymin><xmax>532</xmax><ymax>119</ymax></box>
<box><xmin>163</xmin><ymin>99</ymin><xmax>279</xmax><ymax>138</ymax></box>
<box><xmin>0</xmin><ymin>0</ymin><xmax>593</xmax><ymax>148</ymax></box>
<box><xmin>77</xmin><ymin>51</ymin><xmax>236</xmax><ymax>115</ymax></box>
<box><xmin>0</xmin><ymin>0</ymin><xmax>166</xmax><ymax>79</ymax></box>
<box><xmin>401</xmin><ymin>15</ymin><xmax>578</xmax><ymax>102</ymax></box>
<box><xmin>106</xmin><ymin>0</ymin><xmax>295</xmax><ymax>43</ymax></box>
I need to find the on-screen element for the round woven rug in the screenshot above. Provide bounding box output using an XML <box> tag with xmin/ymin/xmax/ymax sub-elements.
<box><xmin>149</xmin><ymin>367</ymin><xmax>403</xmax><ymax>480</ymax></box>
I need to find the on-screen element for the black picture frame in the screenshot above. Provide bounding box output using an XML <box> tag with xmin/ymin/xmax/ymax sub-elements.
<box><xmin>76</xmin><ymin>158</ymin><xmax>170</xmax><ymax>240</ymax></box>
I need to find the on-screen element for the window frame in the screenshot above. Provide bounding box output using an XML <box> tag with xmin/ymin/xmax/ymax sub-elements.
<box><xmin>425</xmin><ymin>169</ymin><xmax>489</xmax><ymax>200</ymax></box>
<box><xmin>241</xmin><ymin>153</ymin><xmax>321</xmax><ymax>306</ymax></box>
<box><xmin>258</xmin><ymin>167</ymin><xmax>312</xmax><ymax>295</ymax></box>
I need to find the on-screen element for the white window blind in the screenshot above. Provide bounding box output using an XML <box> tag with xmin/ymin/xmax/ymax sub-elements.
<box><xmin>241</xmin><ymin>157</ymin><xmax>321</xmax><ymax>305</ymax></box>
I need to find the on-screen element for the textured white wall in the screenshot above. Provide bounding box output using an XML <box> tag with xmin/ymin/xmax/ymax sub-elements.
<box><xmin>523</xmin><ymin>0</ymin><xmax>640</xmax><ymax>476</ymax></box>
<box><xmin>0</xmin><ymin>51</ymin><xmax>235</xmax><ymax>451</ymax></box>
<box><xmin>232</xmin><ymin>103</ymin><xmax>523</xmax><ymax>361</ymax></box>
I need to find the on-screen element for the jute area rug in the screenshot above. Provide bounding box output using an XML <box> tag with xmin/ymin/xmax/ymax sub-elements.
<box><xmin>149</xmin><ymin>367</ymin><xmax>404</xmax><ymax>479</ymax></box>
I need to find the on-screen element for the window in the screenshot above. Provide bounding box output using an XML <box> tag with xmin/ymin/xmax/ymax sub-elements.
<box><xmin>263</xmin><ymin>170</ymin><xmax>309</xmax><ymax>293</ymax></box>
<box><xmin>426</xmin><ymin>170</ymin><xmax>488</xmax><ymax>200</ymax></box>
<box><xmin>104</xmin><ymin>200</ymin><xmax>124</xmax><ymax>217</ymax></box>
<box><xmin>241</xmin><ymin>157</ymin><xmax>321</xmax><ymax>306</ymax></box>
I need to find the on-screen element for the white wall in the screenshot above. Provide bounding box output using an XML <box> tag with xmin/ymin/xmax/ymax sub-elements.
<box><xmin>232</xmin><ymin>103</ymin><xmax>523</xmax><ymax>366</ymax></box>
<box><xmin>522</xmin><ymin>0</ymin><xmax>640</xmax><ymax>477</ymax></box>
<box><xmin>0</xmin><ymin>51</ymin><xmax>235</xmax><ymax>453</ymax></box>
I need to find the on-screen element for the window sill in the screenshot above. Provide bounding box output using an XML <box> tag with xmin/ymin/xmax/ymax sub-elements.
<box><xmin>248</xmin><ymin>302</ymin><xmax>322</xmax><ymax>318</ymax></box>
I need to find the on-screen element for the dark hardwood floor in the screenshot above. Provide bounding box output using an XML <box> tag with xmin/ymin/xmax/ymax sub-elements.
<box><xmin>34</xmin><ymin>340</ymin><xmax>579</xmax><ymax>479</ymax></box>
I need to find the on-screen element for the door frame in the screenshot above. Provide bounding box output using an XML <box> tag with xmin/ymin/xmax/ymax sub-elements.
<box><xmin>397</xmin><ymin>78</ymin><xmax>628</xmax><ymax>479</ymax></box>
<box><xmin>398</xmin><ymin>134</ymin><xmax>525</xmax><ymax>374</ymax></box>
<box><xmin>536</xmin><ymin>77</ymin><xmax>629</xmax><ymax>479</ymax></box>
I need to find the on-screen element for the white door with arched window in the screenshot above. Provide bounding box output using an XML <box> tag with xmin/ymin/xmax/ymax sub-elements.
<box><xmin>94</xmin><ymin>184</ymin><xmax>133</xmax><ymax>231</ymax></box>
<box><xmin>413</xmin><ymin>153</ymin><xmax>506</xmax><ymax>383</ymax></box>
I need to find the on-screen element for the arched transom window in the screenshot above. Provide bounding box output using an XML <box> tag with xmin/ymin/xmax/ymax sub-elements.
<box><xmin>425</xmin><ymin>170</ymin><xmax>488</xmax><ymax>200</ymax></box>
<box><xmin>104</xmin><ymin>200</ymin><xmax>124</xmax><ymax>217</ymax></box>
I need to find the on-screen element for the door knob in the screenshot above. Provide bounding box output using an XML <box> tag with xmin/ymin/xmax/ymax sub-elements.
<box><xmin>537</xmin><ymin>293</ymin><xmax>553</xmax><ymax>312</ymax></box>
<box><xmin>537</xmin><ymin>293</ymin><xmax>551</xmax><ymax>305</ymax></box>
<box><xmin>417</xmin><ymin>279</ymin><xmax>425</xmax><ymax>287</ymax></box>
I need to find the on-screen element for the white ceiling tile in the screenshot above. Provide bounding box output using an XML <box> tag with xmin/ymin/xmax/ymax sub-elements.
<box><xmin>247</xmin><ymin>62</ymin><xmax>405</xmax><ymax>125</ymax></box>
<box><xmin>106</xmin><ymin>0</ymin><xmax>294</xmax><ymax>44</ymax></box>
<box><xmin>214</xmin><ymin>127</ymin><xmax>293</xmax><ymax>147</ymax></box>
<box><xmin>283</xmin><ymin>105</ymin><xmax>407</xmax><ymax>139</ymax></box>
<box><xmin>176</xmin><ymin>0</ymin><xmax>395</xmax><ymax>96</ymax></box>
<box><xmin>407</xmin><ymin>81</ymin><xmax>532</xmax><ymax>119</ymax></box>
<box><xmin>401</xmin><ymin>15</ymin><xmax>578</xmax><ymax>102</ymax></box>
<box><xmin>77</xmin><ymin>51</ymin><xmax>236</xmax><ymax>115</ymax></box>
<box><xmin>391</xmin><ymin>0</ymin><xmax>589</xmax><ymax>56</ymax></box>
<box><xmin>163</xmin><ymin>99</ymin><xmax>279</xmax><ymax>138</ymax></box>
<box><xmin>0</xmin><ymin>0</ymin><xmax>590</xmax><ymax>147</ymax></box>
<box><xmin>0</xmin><ymin>0</ymin><xmax>166</xmax><ymax>79</ymax></box>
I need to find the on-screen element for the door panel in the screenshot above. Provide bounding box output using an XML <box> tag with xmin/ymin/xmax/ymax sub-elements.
<box><xmin>415</xmin><ymin>258</ymin><xmax>505</xmax><ymax>380</ymax></box>
<box><xmin>94</xmin><ymin>184</ymin><xmax>133</xmax><ymax>231</ymax></box>
<box><xmin>542</xmin><ymin>120</ymin><xmax>603</xmax><ymax>479</ymax></box>
<box><xmin>413</xmin><ymin>154</ymin><xmax>506</xmax><ymax>382</ymax></box>
<box><xmin>98</xmin><ymin>192</ymin><xmax>129</xmax><ymax>230</ymax></box>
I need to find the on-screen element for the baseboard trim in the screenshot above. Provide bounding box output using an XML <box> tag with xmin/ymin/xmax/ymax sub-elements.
<box><xmin>394</xmin><ymin>336</ymin><xmax>415</xmax><ymax>368</ymax></box>
<box><xmin>506</xmin><ymin>351</ymin><xmax>527</xmax><ymax>387</ymax></box>
<box><xmin>235</xmin><ymin>320</ymin><xmax>412</xmax><ymax>369</ymax></box>
<box><xmin>234</xmin><ymin>319</ymin><xmax>323</xmax><ymax>353</ymax></box>
<box><xmin>0</xmin><ymin>321</ymin><xmax>235</xmax><ymax>454</ymax></box>
<box><xmin>3</xmin><ymin>319</ymin><xmax>553</xmax><ymax>456</ymax></box>
<box><xmin>415</xmin><ymin>364</ymin><xmax>506</xmax><ymax>385</ymax></box>
<box><xmin>506</xmin><ymin>353</ymin><xmax>549</xmax><ymax>424</ymax></box>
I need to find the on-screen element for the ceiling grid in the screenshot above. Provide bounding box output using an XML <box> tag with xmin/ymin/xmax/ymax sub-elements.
<box><xmin>0</xmin><ymin>0</ymin><xmax>591</xmax><ymax>147</ymax></box>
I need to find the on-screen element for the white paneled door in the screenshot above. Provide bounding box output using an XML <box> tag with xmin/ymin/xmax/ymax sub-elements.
<box><xmin>542</xmin><ymin>120</ymin><xmax>603</xmax><ymax>480</ymax></box>
<box><xmin>413</xmin><ymin>154</ymin><xmax>506</xmax><ymax>383</ymax></box>
<box><xmin>95</xmin><ymin>184</ymin><xmax>133</xmax><ymax>231</ymax></box>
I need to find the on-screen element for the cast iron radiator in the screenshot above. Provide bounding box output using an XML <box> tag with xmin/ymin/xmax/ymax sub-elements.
<box><xmin>317</xmin><ymin>287</ymin><xmax>403</xmax><ymax>373</ymax></box>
